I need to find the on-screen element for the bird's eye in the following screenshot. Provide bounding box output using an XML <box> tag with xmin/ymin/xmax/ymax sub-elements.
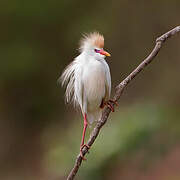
<box><xmin>94</xmin><ymin>49</ymin><xmax>100</xmax><ymax>53</ymax></box>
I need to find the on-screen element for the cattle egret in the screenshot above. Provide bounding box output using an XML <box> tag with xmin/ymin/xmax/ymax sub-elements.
<box><xmin>60</xmin><ymin>32</ymin><xmax>116</xmax><ymax>159</ymax></box>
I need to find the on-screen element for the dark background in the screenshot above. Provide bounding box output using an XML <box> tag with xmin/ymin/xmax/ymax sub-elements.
<box><xmin>0</xmin><ymin>0</ymin><xmax>180</xmax><ymax>179</ymax></box>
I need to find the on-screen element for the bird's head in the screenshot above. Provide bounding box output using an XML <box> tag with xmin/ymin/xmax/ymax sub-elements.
<box><xmin>79</xmin><ymin>32</ymin><xmax>111</xmax><ymax>59</ymax></box>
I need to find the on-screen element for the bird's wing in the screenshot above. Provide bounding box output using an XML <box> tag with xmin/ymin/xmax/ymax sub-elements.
<box><xmin>74</xmin><ymin>63</ymin><xmax>84</xmax><ymax>111</ymax></box>
<box><xmin>59</xmin><ymin>60</ymin><xmax>77</xmax><ymax>105</ymax></box>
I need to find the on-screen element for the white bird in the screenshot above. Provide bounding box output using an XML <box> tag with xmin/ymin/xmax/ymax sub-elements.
<box><xmin>60</xmin><ymin>32</ymin><xmax>115</xmax><ymax>159</ymax></box>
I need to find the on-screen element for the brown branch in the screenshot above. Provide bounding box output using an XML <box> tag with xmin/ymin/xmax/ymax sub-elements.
<box><xmin>67</xmin><ymin>26</ymin><xmax>180</xmax><ymax>180</ymax></box>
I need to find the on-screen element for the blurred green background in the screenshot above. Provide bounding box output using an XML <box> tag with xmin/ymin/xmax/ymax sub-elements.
<box><xmin>0</xmin><ymin>0</ymin><xmax>180</xmax><ymax>179</ymax></box>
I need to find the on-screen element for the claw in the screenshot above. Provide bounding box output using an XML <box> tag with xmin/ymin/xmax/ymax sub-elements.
<box><xmin>109</xmin><ymin>99</ymin><xmax>118</xmax><ymax>106</ymax></box>
<box><xmin>100</xmin><ymin>99</ymin><xmax>118</xmax><ymax>112</ymax></box>
<box><xmin>80</xmin><ymin>144</ymin><xmax>90</xmax><ymax>160</ymax></box>
<box><xmin>107</xmin><ymin>102</ymin><xmax>115</xmax><ymax>112</ymax></box>
<box><xmin>107</xmin><ymin>99</ymin><xmax>118</xmax><ymax>112</ymax></box>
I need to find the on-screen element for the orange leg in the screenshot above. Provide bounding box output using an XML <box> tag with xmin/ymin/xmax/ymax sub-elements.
<box><xmin>80</xmin><ymin>113</ymin><xmax>90</xmax><ymax>160</ymax></box>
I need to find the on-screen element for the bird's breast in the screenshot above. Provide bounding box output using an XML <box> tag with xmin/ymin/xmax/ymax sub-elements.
<box><xmin>83</xmin><ymin>61</ymin><xmax>106</xmax><ymax>111</ymax></box>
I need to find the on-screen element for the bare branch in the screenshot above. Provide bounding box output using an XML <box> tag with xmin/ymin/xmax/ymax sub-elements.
<box><xmin>67</xmin><ymin>26</ymin><xmax>180</xmax><ymax>180</ymax></box>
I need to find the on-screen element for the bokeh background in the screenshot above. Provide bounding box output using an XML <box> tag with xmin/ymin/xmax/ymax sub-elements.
<box><xmin>1</xmin><ymin>0</ymin><xmax>180</xmax><ymax>179</ymax></box>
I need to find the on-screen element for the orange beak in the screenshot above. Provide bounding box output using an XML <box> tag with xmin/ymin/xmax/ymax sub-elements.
<box><xmin>99</xmin><ymin>49</ymin><xmax>111</xmax><ymax>57</ymax></box>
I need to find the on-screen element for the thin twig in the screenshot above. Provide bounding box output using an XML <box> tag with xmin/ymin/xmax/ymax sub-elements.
<box><xmin>67</xmin><ymin>26</ymin><xmax>180</xmax><ymax>180</ymax></box>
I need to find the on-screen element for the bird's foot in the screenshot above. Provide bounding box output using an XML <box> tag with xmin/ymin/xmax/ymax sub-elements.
<box><xmin>100</xmin><ymin>99</ymin><xmax>118</xmax><ymax>112</ymax></box>
<box><xmin>80</xmin><ymin>144</ymin><xmax>90</xmax><ymax>160</ymax></box>
<box><xmin>106</xmin><ymin>99</ymin><xmax>118</xmax><ymax>112</ymax></box>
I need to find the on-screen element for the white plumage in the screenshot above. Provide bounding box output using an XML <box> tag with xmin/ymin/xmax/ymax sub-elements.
<box><xmin>60</xmin><ymin>32</ymin><xmax>111</xmax><ymax>124</ymax></box>
<box><xmin>59</xmin><ymin>32</ymin><xmax>111</xmax><ymax>158</ymax></box>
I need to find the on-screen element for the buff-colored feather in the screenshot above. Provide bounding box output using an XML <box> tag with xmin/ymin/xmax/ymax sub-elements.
<box><xmin>79</xmin><ymin>32</ymin><xmax>104</xmax><ymax>52</ymax></box>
